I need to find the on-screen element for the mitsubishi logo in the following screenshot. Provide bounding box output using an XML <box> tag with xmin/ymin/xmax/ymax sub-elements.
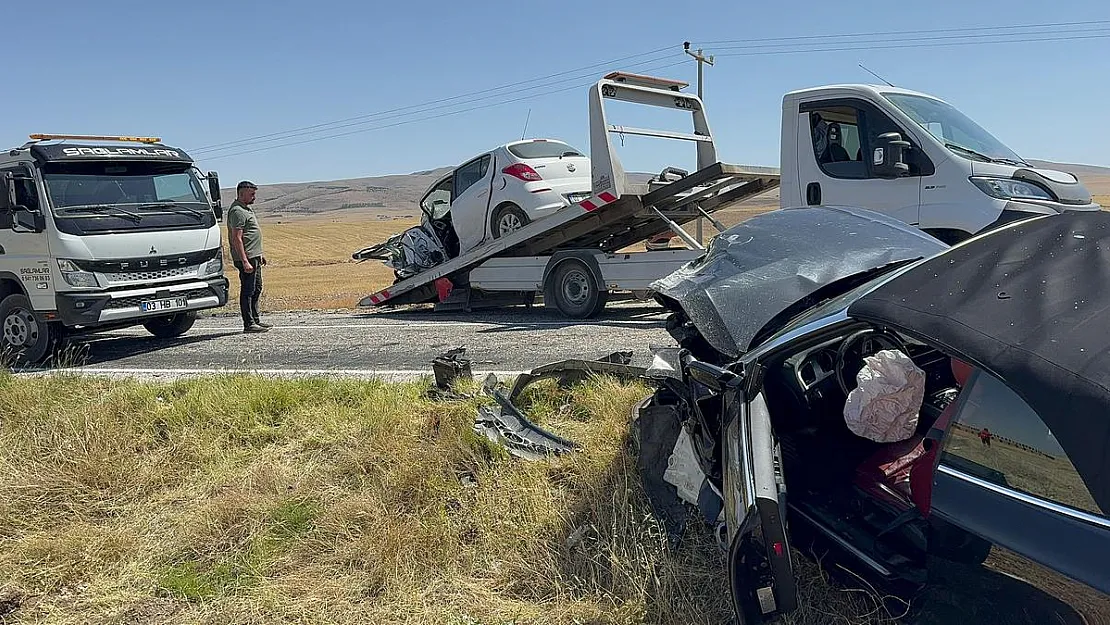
<box><xmin>149</xmin><ymin>245</ymin><xmax>157</xmax><ymax>255</ymax></box>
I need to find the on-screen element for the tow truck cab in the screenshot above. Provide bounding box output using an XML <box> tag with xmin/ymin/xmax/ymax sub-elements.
<box><xmin>0</xmin><ymin>134</ymin><xmax>228</xmax><ymax>365</ymax></box>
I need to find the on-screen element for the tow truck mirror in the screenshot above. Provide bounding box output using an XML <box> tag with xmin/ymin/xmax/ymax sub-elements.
<box><xmin>0</xmin><ymin>172</ymin><xmax>14</xmax><ymax>211</ymax></box>
<box><xmin>207</xmin><ymin>171</ymin><xmax>223</xmax><ymax>220</ymax></box>
<box><xmin>13</xmin><ymin>207</ymin><xmax>45</xmax><ymax>233</ymax></box>
<box><xmin>872</xmin><ymin>132</ymin><xmax>911</xmax><ymax>179</ymax></box>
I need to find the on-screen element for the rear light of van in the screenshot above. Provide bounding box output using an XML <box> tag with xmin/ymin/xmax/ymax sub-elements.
<box><xmin>503</xmin><ymin>163</ymin><xmax>543</xmax><ymax>181</ymax></box>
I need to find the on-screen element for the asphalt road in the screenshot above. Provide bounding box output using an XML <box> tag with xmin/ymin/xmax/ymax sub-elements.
<box><xmin>26</xmin><ymin>302</ymin><xmax>676</xmax><ymax>381</ymax></box>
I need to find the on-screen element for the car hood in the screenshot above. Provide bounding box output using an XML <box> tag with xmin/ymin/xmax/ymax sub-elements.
<box><xmin>848</xmin><ymin>210</ymin><xmax>1110</xmax><ymax>513</ymax></box>
<box><xmin>650</xmin><ymin>206</ymin><xmax>947</xmax><ymax>359</ymax></box>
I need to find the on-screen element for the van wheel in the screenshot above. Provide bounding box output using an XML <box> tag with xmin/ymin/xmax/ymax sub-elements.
<box><xmin>547</xmin><ymin>259</ymin><xmax>607</xmax><ymax>318</ymax></box>
<box><xmin>491</xmin><ymin>204</ymin><xmax>530</xmax><ymax>239</ymax></box>
<box><xmin>0</xmin><ymin>293</ymin><xmax>58</xmax><ymax>366</ymax></box>
<box><xmin>143</xmin><ymin>311</ymin><xmax>197</xmax><ymax>339</ymax></box>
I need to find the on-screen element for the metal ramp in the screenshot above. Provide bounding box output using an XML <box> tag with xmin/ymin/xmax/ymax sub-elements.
<box><xmin>356</xmin><ymin>71</ymin><xmax>780</xmax><ymax>309</ymax></box>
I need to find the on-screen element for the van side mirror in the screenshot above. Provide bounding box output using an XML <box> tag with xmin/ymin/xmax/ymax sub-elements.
<box><xmin>207</xmin><ymin>170</ymin><xmax>223</xmax><ymax>220</ymax></box>
<box><xmin>872</xmin><ymin>132</ymin><xmax>911</xmax><ymax>179</ymax></box>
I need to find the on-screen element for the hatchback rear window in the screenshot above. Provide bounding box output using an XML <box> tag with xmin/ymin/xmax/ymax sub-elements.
<box><xmin>508</xmin><ymin>141</ymin><xmax>585</xmax><ymax>160</ymax></box>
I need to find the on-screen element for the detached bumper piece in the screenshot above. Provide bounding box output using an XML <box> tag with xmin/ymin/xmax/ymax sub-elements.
<box><xmin>457</xmin><ymin>349</ymin><xmax>647</xmax><ymax>461</ymax></box>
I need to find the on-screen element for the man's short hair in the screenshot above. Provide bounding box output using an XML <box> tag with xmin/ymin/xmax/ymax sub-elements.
<box><xmin>237</xmin><ymin>180</ymin><xmax>258</xmax><ymax>191</ymax></box>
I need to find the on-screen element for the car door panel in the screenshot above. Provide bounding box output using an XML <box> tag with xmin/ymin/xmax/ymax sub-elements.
<box><xmin>720</xmin><ymin>384</ymin><xmax>797</xmax><ymax>622</ymax></box>
<box><xmin>927</xmin><ymin>466</ymin><xmax>1110</xmax><ymax>624</ymax></box>
<box><xmin>450</xmin><ymin>154</ymin><xmax>494</xmax><ymax>253</ymax></box>
<box><xmin>921</xmin><ymin>366</ymin><xmax>1110</xmax><ymax>623</ymax></box>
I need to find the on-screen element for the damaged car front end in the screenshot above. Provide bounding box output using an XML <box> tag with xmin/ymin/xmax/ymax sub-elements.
<box><xmin>639</xmin><ymin>206</ymin><xmax>1110</xmax><ymax>623</ymax></box>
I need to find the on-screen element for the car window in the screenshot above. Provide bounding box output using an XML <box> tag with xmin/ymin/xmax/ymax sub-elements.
<box><xmin>420</xmin><ymin>178</ymin><xmax>453</xmax><ymax>219</ymax></box>
<box><xmin>453</xmin><ymin>155</ymin><xmax>491</xmax><ymax>197</ymax></box>
<box><xmin>508</xmin><ymin>141</ymin><xmax>585</xmax><ymax>159</ymax></box>
<box><xmin>942</xmin><ymin>370</ymin><xmax>1105</xmax><ymax>518</ymax></box>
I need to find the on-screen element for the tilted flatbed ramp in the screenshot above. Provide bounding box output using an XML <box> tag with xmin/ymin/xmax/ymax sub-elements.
<box><xmin>357</xmin><ymin>72</ymin><xmax>780</xmax><ymax>309</ymax></box>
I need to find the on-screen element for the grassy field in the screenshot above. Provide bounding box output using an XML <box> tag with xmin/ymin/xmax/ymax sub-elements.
<box><xmin>0</xmin><ymin>372</ymin><xmax>908</xmax><ymax>625</ymax></box>
<box><xmin>219</xmin><ymin>205</ymin><xmax>778</xmax><ymax>313</ymax></box>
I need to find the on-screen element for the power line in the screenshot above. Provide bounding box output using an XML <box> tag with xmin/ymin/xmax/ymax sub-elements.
<box><xmin>713</xmin><ymin>31</ymin><xmax>1110</xmax><ymax>57</ymax></box>
<box><xmin>691</xmin><ymin>18</ymin><xmax>1110</xmax><ymax>46</ymax></box>
<box><xmin>198</xmin><ymin>59</ymin><xmax>690</xmax><ymax>163</ymax></box>
<box><xmin>706</xmin><ymin>26</ymin><xmax>1110</xmax><ymax>51</ymax></box>
<box><xmin>191</xmin><ymin>52</ymin><xmax>680</xmax><ymax>157</ymax></box>
<box><xmin>191</xmin><ymin>20</ymin><xmax>1110</xmax><ymax>160</ymax></box>
<box><xmin>190</xmin><ymin>44</ymin><xmax>676</xmax><ymax>153</ymax></box>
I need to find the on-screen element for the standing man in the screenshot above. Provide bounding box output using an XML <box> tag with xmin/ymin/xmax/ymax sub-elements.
<box><xmin>227</xmin><ymin>180</ymin><xmax>271</xmax><ymax>333</ymax></box>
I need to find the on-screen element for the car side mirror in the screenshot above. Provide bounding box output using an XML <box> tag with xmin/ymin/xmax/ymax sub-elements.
<box><xmin>13</xmin><ymin>207</ymin><xmax>45</xmax><ymax>233</ymax></box>
<box><xmin>207</xmin><ymin>170</ymin><xmax>223</xmax><ymax>220</ymax></box>
<box><xmin>872</xmin><ymin>132</ymin><xmax>911</xmax><ymax>179</ymax></box>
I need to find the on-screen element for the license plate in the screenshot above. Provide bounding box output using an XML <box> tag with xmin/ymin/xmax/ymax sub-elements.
<box><xmin>567</xmin><ymin>192</ymin><xmax>591</xmax><ymax>204</ymax></box>
<box><xmin>140</xmin><ymin>297</ymin><xmax>188</xmax><ymax>313</ymax></box>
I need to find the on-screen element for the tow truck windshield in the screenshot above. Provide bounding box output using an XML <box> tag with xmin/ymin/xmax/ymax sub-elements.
<box><xmin>42</xmin><ymin>161</ymin><xmax>215</xmax><ymax>234</ymax></box>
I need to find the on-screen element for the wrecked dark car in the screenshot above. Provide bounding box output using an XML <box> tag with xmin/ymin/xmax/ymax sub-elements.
<box><xmin>638</xmin><ymin>206</ymin><xmax>1110</xmax><ymax>624</ymax></box>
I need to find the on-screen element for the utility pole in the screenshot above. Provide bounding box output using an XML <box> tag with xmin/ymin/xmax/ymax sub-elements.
<box><xmin>684</xmin><ymin>42</ymin><xmax>713</xmax><ymax>244</ymax></box>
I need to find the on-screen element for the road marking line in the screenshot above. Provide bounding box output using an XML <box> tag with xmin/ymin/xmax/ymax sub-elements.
<box><xmin>18</xmin><ymin>367</ymin><xmax>527</xmax><ymax>380</ymax></box>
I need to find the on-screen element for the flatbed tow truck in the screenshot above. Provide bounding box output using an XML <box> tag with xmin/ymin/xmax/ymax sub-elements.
<box><xmin>352</xmin><ymin>72</ymin><xmax>780</xmax><ymax>318</ymax></box>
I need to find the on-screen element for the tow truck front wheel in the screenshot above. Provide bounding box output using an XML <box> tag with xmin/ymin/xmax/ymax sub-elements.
<box><xmin>143</xmin><ymin>311</ymin><xmax>197</xmax><ymax>339</ymax></box>
<box><xmin>0</xmin><ymin>294</ymin><xmax>58</xmax><ymax>366</ymax></box>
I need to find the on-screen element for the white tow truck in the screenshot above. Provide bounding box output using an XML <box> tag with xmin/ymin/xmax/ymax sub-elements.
<box><xmin>353</xmin><ymin>73</ymin><xmax>1100</xmax><ymax>318</ymax></box>
<box><xmin>0</xmin><ymin>134</ymin><xmax>228</xmax><ymax>365</ymax></box>
<box><xmin>353</xmin><ymin>72</ymin><xmax>781</xmax><ymax>318</ymax></box>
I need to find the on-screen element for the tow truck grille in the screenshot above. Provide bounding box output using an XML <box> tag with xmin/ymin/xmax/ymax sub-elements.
<box><xmin>104</xmin><ymin>288</ymin><xmax>213</xmax><ymax>310</ymax></box>
<box><xmin>103</xmin><ymin>265</ymin><xmax>198</xmax><ymax>285</ymax></box>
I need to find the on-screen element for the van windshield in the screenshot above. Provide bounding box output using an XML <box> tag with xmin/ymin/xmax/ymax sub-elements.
<box><xmin>883</xmin><ymin>92</ymin><xmax>1026</xmax><ymax>166</ymax></box>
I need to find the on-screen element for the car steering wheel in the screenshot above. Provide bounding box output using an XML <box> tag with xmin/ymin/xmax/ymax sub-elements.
<box><xmin>835</xmin><ymin>328</ymin><xmax>909</xmax><ymax>395</ymax></box>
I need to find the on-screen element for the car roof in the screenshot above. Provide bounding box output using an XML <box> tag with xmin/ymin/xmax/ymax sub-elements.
<box><xmin>849</xmin><ymin>210</ymin><xmax>1110</xmax><ymax>511</ymax></box>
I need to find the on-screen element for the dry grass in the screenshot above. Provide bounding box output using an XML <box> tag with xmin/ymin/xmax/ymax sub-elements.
<box><xmin>0</xmin><ymin>373</ymin><xmax>906</xmax><ymax>625</ymax></box>
<box><xmin>218</xmin><ymin>216</ymin><xmax>419</xmax><ymax>312</ymax></box>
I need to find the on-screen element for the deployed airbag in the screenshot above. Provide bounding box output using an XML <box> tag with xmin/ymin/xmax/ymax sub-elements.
<box><xmin>843</xmin><ymin>349</ymin><xmax>925</xmax><ymax>443</ymax></box>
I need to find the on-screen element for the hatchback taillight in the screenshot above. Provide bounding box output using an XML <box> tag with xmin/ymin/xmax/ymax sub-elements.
<box><xmin>503</xmin><ymin>163</ymin><xmax>542</xmax><ymax>181</ymax></box>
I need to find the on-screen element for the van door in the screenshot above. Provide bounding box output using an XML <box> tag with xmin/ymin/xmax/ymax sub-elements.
<box><xmin>796</xmin><ymin>99</ymin><xmax>933</xmax><ymax>227</ymax></box>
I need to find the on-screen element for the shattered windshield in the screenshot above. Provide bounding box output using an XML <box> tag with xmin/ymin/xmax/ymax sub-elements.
<box><xmin>651</xmin><ymin>207</ymin><xmax>946</xmax><ymax>359</ymax></box>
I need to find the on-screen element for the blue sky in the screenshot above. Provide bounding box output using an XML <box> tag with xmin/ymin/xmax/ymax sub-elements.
<box><xmin>3</xmin><ymin>0</ymin><xmax>1108</xmax><ymax>185</ymax></box>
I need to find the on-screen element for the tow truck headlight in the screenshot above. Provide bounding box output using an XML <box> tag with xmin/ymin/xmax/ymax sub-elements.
<box><xmin>200</xmin><ymin>250</ymin><xmax>223</xmax><ymax>277</ymax></box>
<box><xmin>56</xmin><ymin>259</ymin><xmax>99</xmax><ymax>288</ymax></box>
<box><xmin>970</xmin><ymin>176</ymin><xmax>1054</xmax><ymax>201</ymax></box>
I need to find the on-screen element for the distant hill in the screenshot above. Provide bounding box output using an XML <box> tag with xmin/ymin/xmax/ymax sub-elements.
<box><xmin>219</xmin><ymin>167</ymin><xmax>453</xmax><ymax>220</ymax></box>
<box><xmin>226</xmin><ymin>160</ymin><xmax>1110</xmax><ymax>221</ymax></box>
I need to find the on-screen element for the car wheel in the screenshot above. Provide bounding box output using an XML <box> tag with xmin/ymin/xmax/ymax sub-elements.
<box><xmin>491</xmin><ymin>204</ymin><xmax>530</xmax><ymax>239</ymax></box>
<box><xmin>547</xmin><ymin>259</ymin><xmax>606</xmax><ymax>318</ymax></box>
<box><xmin>0</xmin><ymin>293</ymin><xmax>58</xmax><ymax>366</ymax></box>
<box><xmin>143</xmin><ymin>311</ymin><xmax>197</xmax><ymax>339</ymax></box>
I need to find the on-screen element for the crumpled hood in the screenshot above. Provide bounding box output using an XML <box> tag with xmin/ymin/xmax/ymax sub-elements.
<box><xmin>651</xmin><ymin>206</ymin><xmax>947</xmax><ymax>359</ymax></box>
